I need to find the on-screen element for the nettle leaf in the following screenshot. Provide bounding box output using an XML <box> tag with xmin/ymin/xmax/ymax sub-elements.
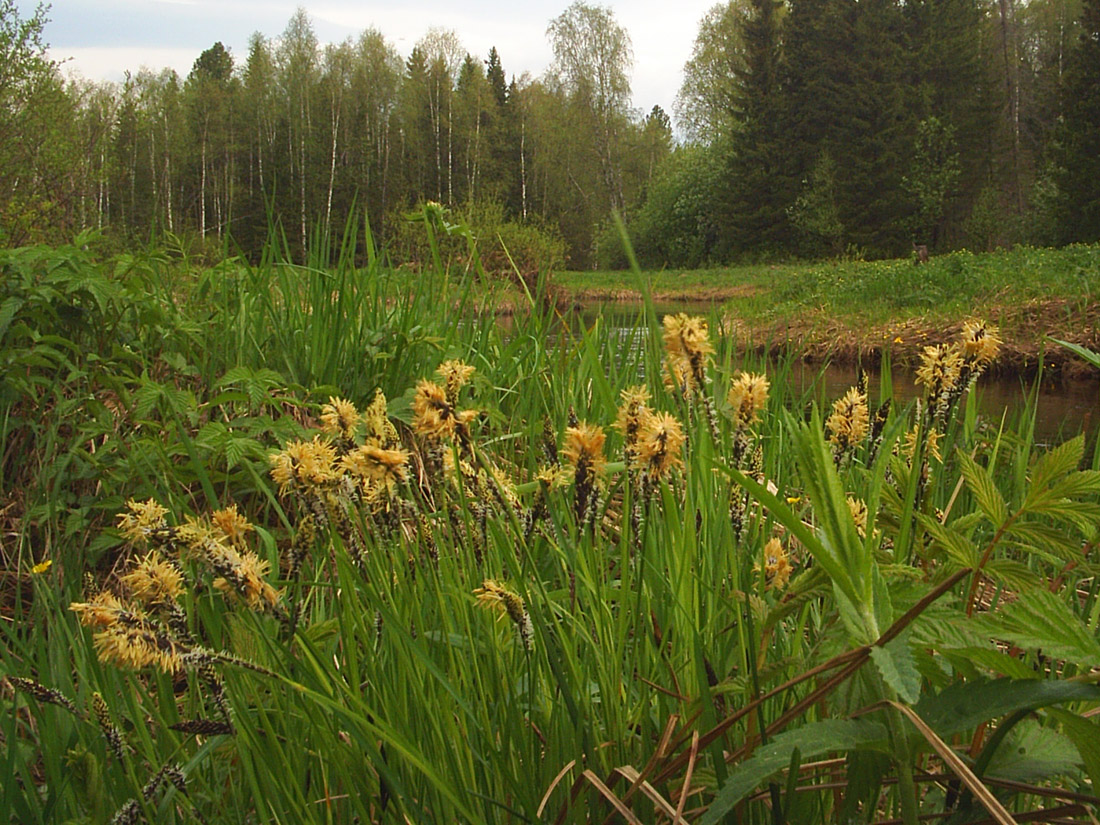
<box><xmin>871</xmin><ymin>630</ymin><xmax>921</xmax><ymax>704</ymax></box>
<box><xmin>973</xmin><ymin>589</ymin><xmax>1100</xmax><ymax>666</ymax></box>
<box><xmin>702</xmin><ymin>719</ymin><xmax>889</xmax><ymax>825</ymax></box>
<box><xmin>914</xmin><ymin>678</ymin><xmax>1100</xmax><ymax>739</ymax></box>
<box><xmin>983</xmin><ymin>719</ymin><xmax>1081</xmax><ymax>783</ymax></box>
<box><xmin>957</xmin><ymin>450</ymin><xmax>1009</xmax><ymax>526</ymax></box>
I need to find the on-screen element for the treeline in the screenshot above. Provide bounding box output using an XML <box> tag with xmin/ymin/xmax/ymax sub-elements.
<box><xmin>1</xmin><ymin>0</ymin><xmax>1098</xmax><ymax>268</ymax></box>
<box><xmin>0</xmin><ymin>2</ymin><xmax>666</xmax><ymax>268</ymax></box>
<box><xmin>624</xmin><ymin>0</ymin><xmax>1100</xmax><ymax>265</ymax></box>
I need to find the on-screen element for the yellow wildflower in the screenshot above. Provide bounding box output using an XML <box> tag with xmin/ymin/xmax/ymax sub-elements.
<box><xmin>762</xmin><ymin>538</ymin><xmax>792</xmax><ymax>590</ymax></box>
<box><xmin>727</xmin><ymin>372</ymin><xmax>770</xmax><ymax>429</ymax></box>
<box><xmin>320</xmin><ymin>397</ymin><xmax>361</xmax><ymax>440</ymax></box>
<box><xmin>634</xmin><ymin>412</ymin><xmax>684</xmax><ymax>481</ymax></box>
<box><xmin>437</xmin><ymin>360</ymin><xmax>476</xmax><ymax>405</ymax></box>
<box><xmin>31</xmin><ymin>559</ymin><xmax>52</xmax><ymax>575</ymax></box>
<box><xmin>121</xmin><ymin>553</ymin><xmax>184</xmax><ymax>606</ymax></box>
<box><xmin>826</xmin><ymin>387</ymin><xmax>869</xmax><ymax>449</ymax></box>
<box><xmin>117</xmin><ymin>498</ymin><xmax>169</xmax><ymax>545</ymax></box>
<box><xmin>960</xmin><ymin>319</ymin><xmax>1000</xmax><ymax>365</ymax></box>
<box><xmin>474</xmin><ymin>579</ymin><xmax>533</xmax><ymax>650</ymax></box>
<box><xmin>562</xmin><ymin>422</ymin><xmax>607</xmax><ymax>478</ymax></box>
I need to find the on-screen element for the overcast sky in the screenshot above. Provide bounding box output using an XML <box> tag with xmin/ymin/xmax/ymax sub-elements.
<box><xmin>26</xmin><ymin>0</ymin><xmax>717</xmax><ymax>120</ymax></box>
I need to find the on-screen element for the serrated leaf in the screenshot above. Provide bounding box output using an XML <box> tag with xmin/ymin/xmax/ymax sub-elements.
<box><xmin>871</xmin><ymin>631</ymin><xmax>921</xmax><ymax>704</ymax></box>
<box><xmin>1027</xmin><ymin>436</ymin><xmax>1084</xmax><ymax>492</ymax></box>
<box><xmin>701</xmin><ymin>719</ymin><xmax>889</xmax><ymax>825</ymax></box>
<box><xmin>983</xmin><ymin>719</ymin><xmax>1080</xmax><ymax>782</ymax></box>
<box><xmin>982</xmin><ymin>558</ymin><xmax>1041</xmax><ymax>592</ymax></box>
<box><xmin>957</xmin><ymin>449</ymin><xmax>1009</xmax><ymax>526</ymax></box>
<box><xmin>1046</xmin><ymin>708</ymin><xmax>1100</xmax><ymax>793</ymax></box>
<box><xmin>920</xmin><ymin>517</ymin><xmax>979</xmax><ymax>568</ymax></box>
<box><xmin>974</xmin><ymin>589</ymin><xmax>1100</xmax><ymax>666</ymax></box>
<box><xmin>914</xmin><ymin>678</ymin><xmax>1100</xmax><ymax>738</ymax></box>
<box><xmin>944</xmin><ymin>648</ymin><xmax>1037</xmax><ymax>680</ymax></box>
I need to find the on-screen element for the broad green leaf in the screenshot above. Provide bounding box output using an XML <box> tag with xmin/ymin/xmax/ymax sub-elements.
<box><xmin>701</xmin><ymin>719</ymin><xmax>889</xmax><ymax>825</ymax></box>
<box><xmin>973</xmin><ymin>589</ymin><xmax>1100</xmax><ymax>666</ymax></box>
<box><xmin>914</xmin><ymin>678</ymin><xmax>1100</xmax><ymax>738</ymax></box>
<box><xmin>1046</xmin><ymin>708</ymin><xmax>1100</xmax><ymax>793</ymax></box>
<box><xmin>982</xmin><ymin>719</ymin><xmax>1081</xmax><ymax>782</ymax></box>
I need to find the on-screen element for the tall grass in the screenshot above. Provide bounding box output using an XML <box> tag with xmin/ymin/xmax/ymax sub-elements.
<box><xmin>2</xmin><ymin>219</ymin><xmax>1099</xmax><ymax>825</ymax></box>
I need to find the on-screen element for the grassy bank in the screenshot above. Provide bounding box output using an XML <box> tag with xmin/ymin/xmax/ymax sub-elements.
<box><xmin>3</xmin><ymin>227</ymin><xmax>1100</xmax><ymax>824</ymax></box>
<box><xmin>558</xmin><ymin>245</ymin><xmax>1100</xmax><ymax>376</ymax></box>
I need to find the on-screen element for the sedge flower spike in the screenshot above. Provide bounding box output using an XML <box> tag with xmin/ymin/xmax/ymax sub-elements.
<box><xmin>727</xmin><ymin>372</ymin><xmax>770</xmax><ymax>429</ymax></box>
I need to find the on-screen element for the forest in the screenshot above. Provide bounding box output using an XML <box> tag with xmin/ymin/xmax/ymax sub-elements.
<box><xmin>1</xmin><ymin>0</ymin><xmax>1099</xmax><ymax>268</ymax></box>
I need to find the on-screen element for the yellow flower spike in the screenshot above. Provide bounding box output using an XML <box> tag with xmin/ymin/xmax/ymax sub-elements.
<box><xmin>915</xmin><ymin>343</ymin><xmax>962</xmax><ymax>396</ymax></box>
<box><xmin>614</xmin><ymin>385</ymin><xmax>652</xmax><ymax>451</ymax></box>
<box><xmin>212</xmin><ymin>504</ymin><xmax>254</xmax><ymax>543</ymax></box>
<box><xmin>121</xmin><ymin>553</ymin><xmax>184</xmax><ymax>607</ymax></box>
<box><xmin>762</xmin><ymin>537</ymin><xmax>793</xmax><ymax>591</ymax></box>
<box><xmin>562</xmin><ymin>422</ymin><xmax>607</xmax><ymax>477</ymax></box>
<box><xmin>727</xmin><ymin>372</ymin><xmax>770</xmax><ymax>429</ymax></box>
<box><xmin>662</xmin><ymin>313</ymin><xmax>714</xmax><ymax>361</ymax></box>
<box><xmin>413</xmin><ymin>380</ymin><xmax>457</xmax><ymax>439</ymax></box>
<box><xmin>361</xmin><ymin>388</ymin><xmax>399</xmax><ymax>447</ymax></box>
<box><xmin>474</xmin><ymin>579</ymin><xmax>533</xmax><ymax>650</ymax></box>
<box><xmin>320</xmin><ymin>397</ymin><xmax>361</xmax><ymax>440</ymax></box>
<box><xmin>116</xmin><ymin>498</ymin><xmax>169</xmax><ymax>545</ymax></box>
<box><xmin>93</xmin><ymin>623</ymin><xmax>184</xmax><ymax>674</ymax></box>
<box><xmin>437</xmin><ymin>360</ymin><xmax>476</xmax><ymax>405</ymax></box>
<box><xmin>341</xmin><ymin>445</ymin><xmax>410</xmax><ymax>494</ymax></box>
<box><xmin>634</xmin><ymin>412</ymin><xmax>685</xmax><ymax>482</ymax></box>
<box><xmin>826</xmin><ymin>387</ymin><xmax>869</xmax><ymax>449</ymax></box>
<box><xmin>70</xmin><ymin>591</ymin><xmax>137</xmax><ymax>629</ymax></box>
<box><xmin>31</xmin><ymin>559</ymin><xmax>52</xmax><ymax>575</ymax></box>
<box><xmin>960</xmin><ymin>319</ymin><xmax>1001</xmax><ymax>365</ymax></box>
<box><xmin>847</xmin><ymin>497</ymin><xmax>869</xmax><ymax>539</ymax></box>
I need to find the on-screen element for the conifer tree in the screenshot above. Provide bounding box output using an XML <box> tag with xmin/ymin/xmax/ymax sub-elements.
<box><xmin>1058</xmin><ymin>0</ymin><xmax>1100</xmax><ymax>239</ymax></box>
<box><xmin>723</xmin><ymin>0</ymin><xmax>789</xmax><ymax>255</ymax></box>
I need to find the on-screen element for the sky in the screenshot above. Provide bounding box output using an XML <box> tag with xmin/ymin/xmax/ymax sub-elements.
<box><xmin>26</xmin><ymin>0</ymin><xmax>719</xmax><ymax>120</ymax></box>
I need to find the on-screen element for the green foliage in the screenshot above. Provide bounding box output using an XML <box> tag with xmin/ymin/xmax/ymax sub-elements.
<box><xmin>3</xmin><ymin>229</ymin><xmax>1099</xmax><ymax>825</ymax></box>
<box><xmin>601</xmin><ymin>145</ymin><xmax>724</xmax><ymax>269</ymax></box>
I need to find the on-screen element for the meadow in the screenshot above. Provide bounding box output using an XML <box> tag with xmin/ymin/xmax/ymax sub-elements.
<box><xmin>2</xmin><ymin>217</ymin><xmax>1099</xmax><ymax>824</ymax></box>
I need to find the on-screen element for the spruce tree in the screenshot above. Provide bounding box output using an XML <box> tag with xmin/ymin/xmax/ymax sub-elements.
<box><xmin>1058</xmin><ymin>0</ymin><xmax>1100</xmax><ymax>240</ymax></box>
<box><xmin>723</xmin><ymin>0</ymin><xmax>789</xmax><ymax>256</ymax></box>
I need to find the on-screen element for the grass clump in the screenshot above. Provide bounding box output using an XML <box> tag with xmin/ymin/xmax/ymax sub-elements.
<box><xmin>3</xmin><ymin>225</ymin><xmax>1100</xmax><ymax>825</ymax></box>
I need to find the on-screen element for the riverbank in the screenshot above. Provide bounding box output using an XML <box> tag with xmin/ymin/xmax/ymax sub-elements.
<box><xmin>553</xmin><ymin>244</ymin><xmax>1100</xmax><ymax>378</ymax></box>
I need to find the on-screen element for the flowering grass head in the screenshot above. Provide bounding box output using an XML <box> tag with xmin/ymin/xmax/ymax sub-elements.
<box><xmin>117</xmin><ymin>498</ymin><xmax>170</xmax><ymax>546</ymax></box>
<box><xmin>563</xmin><ymin>422</ymin><xmax>607</xmax><ymax>479</ymax></box>
<box><xmin>437</xmin><ymin>359</ymin><xmax>476</xmax><ymax>405</ymax></box>
<box><xmin>634</xmin><ymin>412</ymin><xmax>684</xmax><ymax>482</ymax></box>
<box><xmin>320</xmin><ymin>397</ymin><xmax>360</xmax><ymax>441</ymax></box>
<box><xmin>826</xmin><ymin>386</ymin><xmax>869</xmax><ymax>452</ymax></box>
<box><xmin>727</xmin><ymin>372</ymin><xmax>769</xmax><ymax>430</ymax></box>
<box><xmin>474</xmin><ymin>579</ymin><xmax>533</xmax><ymax>650</ymax></box>
<box><xmin>121</xmin><ymin>553</ymin><xmax>185</xmax><ymax>608</ymax></box>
